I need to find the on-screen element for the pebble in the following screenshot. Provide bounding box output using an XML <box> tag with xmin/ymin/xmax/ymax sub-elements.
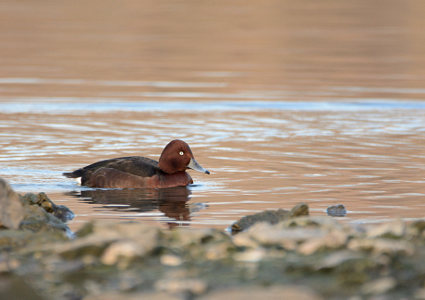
<box><xmin>361</xmin><ymin>277</ymin><xmax>396</xmax><ymax>295</ymax></box>
<box><xmin>199</xmin><ymin>285</ymin><xmax>322</xmax><ymax>300</ymax></box>
<box><xmin>316</xmin><ymin>250</ymin><xmax>363</xmax><ymax>270</ymax></box>
<box><xmin>101</xmin><ymin>241</ymin><xmax>141</xmax><ymax>266</ymax></box>
<box><xmin>237</xmin><ymin>222</ymin><xmax>322</xmax><ymax>249</ymax></box>
<box><xmin>326</xmin><ymin>204</ymin><xmax>347</xmax><ymax>217</ymax></box>
<box><xmin>0</xmin><ymin>178</ymin><xmax>24</xmax><ymax>229</ymax></box>
<box><xmin>366</xmin><ymin>220</ymin><xmax>405</xmax><ymax>239</ymax></box>
<box><xmin>348</xmin><ymin>238</ymin><xmax>414</xmax><ymax>256</ymax></box>
<box><xmin>290</xmin><ymin>202</ymin><xmax>309</xmax><ymax>217</ymax></box>
<box><xmin>160</xmin><ymin>254</ymin><xmax>183</xmax><ymax>266</ymax></box>
<box><xmin>234</xmin><ymin>249</ymin><xmax>266</xmax><ymax>263</ymax></box>
<box><xmin>297</xmin><ymin>229</ymin><xmax>348</xmax><ymax>255</ymax></box>
<box><xmin>155</xmin><ymin>278</ymin><xmax>207</xmax><ymax>295</ymax></box>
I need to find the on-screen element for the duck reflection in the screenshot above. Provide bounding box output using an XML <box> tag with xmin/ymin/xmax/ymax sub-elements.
<box><xmin>66</xmin><ymin>187</ymin><xmax>199</xmax><ymax>228</ymax></box>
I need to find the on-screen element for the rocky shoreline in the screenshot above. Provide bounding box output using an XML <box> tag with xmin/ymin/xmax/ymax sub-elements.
<box><xmin>1</xmin><ymin>177</ymin><xmax>425</xmax><ymax>299</ymax></box>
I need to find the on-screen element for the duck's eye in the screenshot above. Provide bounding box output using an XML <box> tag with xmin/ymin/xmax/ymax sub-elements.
<box><xmin>179</xmin><ymin>151</ymin><xmax>184</xmax><ymax>156</ymax></box>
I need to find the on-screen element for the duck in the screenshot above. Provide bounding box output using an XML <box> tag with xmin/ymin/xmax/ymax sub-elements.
<box><xmin>63</xmin><ymin>139</ymin><xmax>210</xmax><ymax>188</ymax></box>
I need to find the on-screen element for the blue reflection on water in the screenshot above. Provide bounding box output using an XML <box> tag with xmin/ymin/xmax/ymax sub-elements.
<box><xmin>1</xmin><ymin>99</ymin><xmax>425</xmax><ymax>114</ymax></box>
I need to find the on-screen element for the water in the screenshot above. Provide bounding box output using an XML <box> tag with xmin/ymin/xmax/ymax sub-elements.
<box><xmin>1</xmin><ymin>0</ymin><xmax>425</xmax><ymax>230</ymax></box>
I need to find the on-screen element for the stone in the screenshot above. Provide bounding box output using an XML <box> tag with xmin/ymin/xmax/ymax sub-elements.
<box><xmin>204</xmin><ymin>242</ymin><xmax>231</xmax><ymax>260</ymax></box>
<box><xmin>155</xmin><ymin>278</ymin><xmax>207</xmax><ymax>295</ymax></box>
<box><xmin>230</xmin><ymin>209</ymin><xmax>290</xmax><ymax>234</ymax></box>
<box><xmin>297</xmin><ymin>229</ymin><xmax>348</xmax><ymax>255</ymax></box>
<box><xmin>0</xmin><ymin>180</ymin><xmax>74</xmax><ymax>234</ymax></box>
<box><xmin>361</xmin><ymin>277</ymin><xmax>396</xmax><ymax>295</ymax></box>
<box><xmin>101</xmin><ymin>241</ymin><xmax>142</xmax><ymax>266</ymax></box>
<box><xmin>199</xmin><ymin>286</ymin><xmax>322</xmax><ymax>300</ymax></box>
<box><xmin>0</xmin><ymin>230</ymin><xmax>31</xmax><ymax>250</ymax></box>
<box><xmin>230</xmin><ymin>203</ymin><xmax>310</xmax><ymax>234</ymax></box>
<box><xmin>0</xmin><ymin>275</ymin><xmax>46</xmax><ymax>300</ymax></box>
<box><xmin>160</xmin><ymin>254</ymin><xmax>183</xmax><ymax>266</ymax></box>
<box><xmin>326</xmin><ymin>204</ymin><xmax>347</xmax><ymax>217</ymax></box>
<box><xmin>414</xmin><ymin>288</ymin><xmax>425</xmax><ymax>299</ymax></box>
<box><xmin>366</xmin><ymin>220</ymin><xmax>405</xmax><ymax>239</ymax></box>
<box><xmin>20</xmin><ymin>192</ymin><xmax>74</xmax><ymax>223</ymax></box>
<box><xmin>233</xmin><ymin>248</ymin><xmax>266</xmax><ymax>262</ymax></box>
<box><xmin>19</xmin><ymin>204</ymin><xmax>69</xmax><ymax>233</ymax></box>
<box><xmin>167</xmin><ymin>227</ymin><xmax>226</xmax><ymax>247</ymax></box>
<box><xmin>315</xmin><ymin>250</ymin><xmax>364</xmax><ymax>270</ymax></box>
<box><xmin>52</xmin><ymin>235</ymin><xmax>116</xmax><ymax>260</ymax></box>
<box><xmin>0</xmin><ymin>257</ymin><xmax>20</xmax><ymax>272</ymax></box>
<box><xmin>283</xmin><ymin>216</ymin><xmax>345</xmax><ymax>231</ymax></box>
<box><xmin>54</xmin><ymin>221</ymin><xmax>160</xmax><ymax>260</ymax></box>
<box><xmin>290</xmin><ymin>202</ymin><xmax>309</xmax><ymax>217</ymax></box>
<box><xmin>409</xmin><ymin>220</ymin><xmax>425</xmax><ymax>236</ymax></box>
<box><xmin>233</xmin><ymin>222</ymin><xmax>322</xmax><ymax>250</ymax></box>
<box><xmin>348</xmin><ymin>238</ymin><xmax>414</xmax><ymax>256</ymax></box>
<box><xmin>0</xmin><ymin>178</ymin><xmax>24</xmax><ymax>229</ymax></box>
<box><xmin>86</xmin><ymin>292</ymin><xmax>180</xmax><ymax>300</ymax></box>
<box><xmin>3</xmin><ymin>192</ymin><xmax>425</xmax><ymax>300</ymax></box>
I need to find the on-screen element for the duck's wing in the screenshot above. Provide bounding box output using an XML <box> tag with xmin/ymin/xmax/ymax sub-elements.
<box><xmin>63</xmin><ymin>156</ymin><xmax>159</xmax><ymax>180</ymax></box>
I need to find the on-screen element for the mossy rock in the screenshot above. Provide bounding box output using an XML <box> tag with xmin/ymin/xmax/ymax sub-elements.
<box><xmin>231</xmin><ymin>203</ymin><xmax>309</xmax><ymax>234</ymax></box>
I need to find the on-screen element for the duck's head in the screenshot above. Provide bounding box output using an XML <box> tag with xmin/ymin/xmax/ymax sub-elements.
<box><xmin>158</xmin><ymin>139</ymin><xmax>210</xmax><ymax>175</ymax></box>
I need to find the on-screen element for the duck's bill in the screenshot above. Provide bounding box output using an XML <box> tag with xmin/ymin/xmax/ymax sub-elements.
<box><xmin>188</xmin><ymin>158</ymin><xmax>210</xmax><ymax>174</ymax></box>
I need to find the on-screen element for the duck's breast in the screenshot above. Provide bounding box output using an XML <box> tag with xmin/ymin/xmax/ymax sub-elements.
<box><xmin>155</xmin><ymin>172</ymin><xmax>193</xmax><ymax>188</ymax></box>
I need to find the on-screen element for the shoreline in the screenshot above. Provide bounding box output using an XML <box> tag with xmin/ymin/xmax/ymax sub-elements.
<box><xmin>1</xmin><ymin>177</ymin><xmax>424</xmax><ymax>299</ymax></box>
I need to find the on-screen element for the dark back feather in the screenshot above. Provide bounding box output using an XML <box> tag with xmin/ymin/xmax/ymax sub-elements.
<box><xmin>63</xmin><ymin>156</ymin><xmax>161</xmax><ymax>182</ymax></box>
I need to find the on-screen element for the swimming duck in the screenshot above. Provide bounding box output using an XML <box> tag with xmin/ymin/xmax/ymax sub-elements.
<box><xmin>63</xmin><ymin>139</ymin><xmax>210</xmax><ymax>188</ymax></box>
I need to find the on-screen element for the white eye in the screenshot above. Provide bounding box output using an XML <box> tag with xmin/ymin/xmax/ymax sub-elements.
<box><xmin>179</xmin><ymin>151</ymin><xmax>184</xmax><ymax>156</ymax></box>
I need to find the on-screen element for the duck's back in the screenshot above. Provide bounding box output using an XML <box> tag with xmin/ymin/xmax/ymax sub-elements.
<box><xmin>63</xmin><ymin>156</ymin><xmax>160</xmax><ymax>186</ymax></box>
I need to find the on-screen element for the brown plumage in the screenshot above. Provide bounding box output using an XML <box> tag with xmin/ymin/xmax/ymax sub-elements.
<box><xmin>63</xmin><ymin>140</ymin><xmax>209</xmax><ymax>188</ymax></box>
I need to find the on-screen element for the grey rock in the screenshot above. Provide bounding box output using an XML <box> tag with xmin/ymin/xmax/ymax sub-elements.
<box><xmin>282</xmin><ymin>216</ymin><xmax>345</xmax><ymax>230</ymax></box>
<box><xmin>414</xmin><ymin>288</ymin><xmax>425</xmax><ymax>299</ymax></box>
<box><xmin>199</xmin><ymin>286</ymin><xmax>322</xmax><ymax>300</ymax></box>
<box><xmin>160</xmin><ymin>254</ymin><xmax>183</xmax><ymax>266</ymax></box>
<box><xmin>326</xmin><ymin>204</ymin><xmax>347</xmax><ymax>217</ymax></box>
<box><xmin>233</xmin><ymin>222</ymin><xmax>322</xmax><ymax>250</ymax></box>
<box><xmin>230</xmin><ymin>209</ymin><xmax>290</xmax><ymax>234</ymax></box>
<box><xmin>348</xmin><ymin>238</ymin><xmax>414</xmax><ymax>256</ymax></box>
<box><xmin>54</xmin><ymin>221</ymin><xmax>160</xmax><ymax>261</ymax></box>
<box><xmin>85</xmin><ymin>292</ymin><xmax>180</xmax><ymax>300</ymax></box>
<box><xmin>231</xmin><ymin>203</ymin><xmax>309</xmax><ymax>234</ymax></box>
<box><xmin>290</xmin><ymin>202</ymin><xmax>309</xmax><ymax>217</ymax></box>
<box><xmin>101</xmin><ymin>241</ymin><xmax>144</xmax><ymax>267</ymax></box>
<box><xmin>0</xmin><ymin>178</ymin><xmax>73</xmax><ymax>233</ymax></box>
<box><xmin>315</xmin><ymin>250</ymin><xmax>364</xmax><ymax>270</ymax></box>
<box><xmin>155</xmin><ymin>278</ymin><xmax>207</xmax><ymax>295</ymax></box>
<box><xmin>167</xmin><ymin>227</ymin><xmax>226</xmax><ymax>247</ymax></box>
<box><xmin>0</xmin><ymin>178</ymin><xmax>24</xmax><ymax>229</ymax></box>
<box><xmin>19</xmin><ymin>204</ymin><xmax>69</xmax><ymax>233</ymax></box>
<box><xmin>233</xmin><ymin>248</ymin><xmax>267</xmax><ymax>262</ymax></box>
<box><xmin>297</xmin><ymin>229</ymin><xmax>348</xmax><ymax>255</ymax></box>
<box><xmin>0</xmin><ymin>275</ymin><xmax>45</xmax><ymax>300</ymax></box>
<box><xmin>366</xmin><ymin>220</ymin><xmax>405</xmax><ymax>239</ymax></box>
<box><xmin>2</xmin><ymin>199</ymin><xmax>425</xmax><ymax>300</ymax></box>
<box><xmin>20</xmin><ymin>192</ymin><xmax>74</xmax><ymax>223</ymax></box>
<box><xmin>361</xmin><ymin>277</ymin><xmax>396</xmax><ymax>295</ymax></box>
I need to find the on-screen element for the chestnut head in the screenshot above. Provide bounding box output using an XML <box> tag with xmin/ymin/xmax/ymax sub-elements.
<box><xmin>158</xmin><ymin>140</ymin><xmax>210</xmax><ymax>175</ymax></box>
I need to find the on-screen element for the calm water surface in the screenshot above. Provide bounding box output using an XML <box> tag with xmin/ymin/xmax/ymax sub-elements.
<box><xmin>1</xmin><ymin>0</ymin><xmax>425</xmax><ymax>230</ymax></box>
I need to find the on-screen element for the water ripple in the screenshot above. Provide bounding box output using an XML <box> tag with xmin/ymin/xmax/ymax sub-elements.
<box><xmin>1</xmin><ymin>99</ymin><xmax>425</xmax><ymax>114</ymax></box>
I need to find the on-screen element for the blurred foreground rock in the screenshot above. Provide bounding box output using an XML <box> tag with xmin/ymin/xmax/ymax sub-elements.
<box><xmin>2</xmin><ymin>178</ymin><xmax>425</xmax><ymax>299</ymax></box>
<box><xmin>0</xmin><ymin>178</ymin><xmax>24</xmax><ymax>229</ymax></box>
<box><xmin>230</xmin><ymin>202</ymin><xmax>309</xmax><ymax>233</ymax></box>
<box><xmin>0</xmin><ymin>178</ymin><xmax>73</xmax><ymax>233</ymax></box>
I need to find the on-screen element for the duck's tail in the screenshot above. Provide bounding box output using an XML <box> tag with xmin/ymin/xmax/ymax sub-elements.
<box><xmin>63</xmin><ymin>169</ymin><xmax>83</xmax><ymax>178</ymax></box>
